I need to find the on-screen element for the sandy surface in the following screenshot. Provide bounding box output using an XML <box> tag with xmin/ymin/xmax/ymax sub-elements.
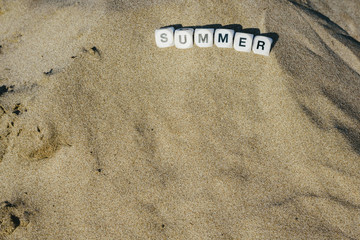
<box><xmin>0</xmin><ymin>0</ymin><xmax>359</xmax><ymax>239</ymax></box>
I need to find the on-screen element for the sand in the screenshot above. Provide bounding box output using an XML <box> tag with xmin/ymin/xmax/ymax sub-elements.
<box><xmin>0</xmin><ymin>0</ymin><xmax>359</xmax><ymax>239</ymax></box>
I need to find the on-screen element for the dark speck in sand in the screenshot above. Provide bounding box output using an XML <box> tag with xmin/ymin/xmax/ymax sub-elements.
<box><xmin>44</xmin><ymin>69</ymin><xmax>54</xmax><ymax>76</ymax></box>
<box><xmin>0</xmin><ymin>85</ymin><xmax>8</xmax><ymax>96</ymax></box>
<box><xmin>10</xmin><ymin>215</ymin><xmax>20</xmax><ymax>228</ymax></box>
<box><xmin>90</xmin><ymin>46</ymin><xmax>101</xmax><ymax>56</ymax></box>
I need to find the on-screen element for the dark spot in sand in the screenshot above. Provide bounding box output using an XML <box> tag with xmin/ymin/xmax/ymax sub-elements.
<box><xmin>10</xmin><ymin>215</ymin><xmax>20</xmax><ymax>228</ymax></box>
<box><xmin>44</xmin><ymin>69</ymin><xmax>54</xmax><ymax>76</ymax></box>
<box><xmin>12</xmin><ymin>110</ymin><xmax>20</xmax><ymax>115</ymax></box>
<box><xmin>4</xmin><ymin>201</ymin><xmax>15</xmax><ymax>208</ymax></box>
<box><xmin>12</xmin><ymin>104</ymin><xmax>21</xmax><ymax>115</ymax></box>
<box><xmin>0</xmin><ymin>85</ymin><xmax>8</xmax><ymax>97</ymax></box>
<box><xmin>0</xmin><ymin>105</ymin><xmax>6</xmax><ymax>114</ymax></box>
<box><xmin>90</xmin><ymin>46</ymin><xmax>101</xmax><ymax>57</ymax></box>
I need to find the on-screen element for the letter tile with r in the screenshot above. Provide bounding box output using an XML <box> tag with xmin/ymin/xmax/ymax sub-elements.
<box><xmin>252</xmin><ymin>36</ymin><xmax>273</xmax><ymax>56</ymax></box>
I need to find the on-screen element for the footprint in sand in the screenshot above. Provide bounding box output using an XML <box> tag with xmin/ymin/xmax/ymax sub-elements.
<box><xmin>0</xmin><ymin>100</ymin><xmax>61</xmax><ymax>162</ymax></box>
<box><xmin>0</xmin><ymin>201</ymin><xmax>30</xmax><ymax>238</ymax></box>
<box><xmin>15</xmin><ymin>119</ymin><xmax>61</xmax><ymax>161</ymax></box>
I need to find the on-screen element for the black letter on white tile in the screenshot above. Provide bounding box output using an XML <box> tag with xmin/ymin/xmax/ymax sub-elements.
<box><xmin>179</xmin><ymin>35</ymin><xmax>187</xmax><ymax>44</ymax></box>
<box><xmin>160</xmin><ymin>33</ymin><xmax>168</xmax><ymax>43</ymax></box>
<box><xmin>218</xmin><ymin>34</ymin><xmax>228</xmax><ymax>43</ymax></box>
<box><xmin>239</xmin><ymin>38</ymin><xmax>247</xmax><ymax>47</ymax></box>
<box><xmin>198</xmin><ymin>34</ymin><xmax>208</xmax><ymax>43</ymax></box>
<box><xmin>257</xmin><ymin>41</ymin><xmax>265</xmax><ymax>50</ymax></box>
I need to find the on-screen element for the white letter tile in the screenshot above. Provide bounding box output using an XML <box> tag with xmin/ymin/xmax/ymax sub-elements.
<box><xmin>252</xmin><ymin>36</ymin><xmax>273</xmax><ymax>56</ymax></box>
<box><xmin>234</xmin><ymin>32</ymin><xmax>254</xmax><ymax>53</ymax></box>
<box><xmin>175</xmin><ymin>28</ymin><xmax>194</xmax><ymax>49</ymax></box>
<box><xmin>214</xmin><ymin>29</ymin><xmax>235</xmax><ymax>48</ymax></box>
<box><xmin>155</xmin><ymin>27</ymin><xmax>175</xmax><ymax>48</ymax></box>
<box><xmin>194</xmin><ymin>28</ymin><xmax>214</xmax><ymax>48</ymax></box>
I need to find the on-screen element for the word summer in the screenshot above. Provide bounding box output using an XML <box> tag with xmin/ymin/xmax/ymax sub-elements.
<box><xmin>155</xmin><ymin>27</ymin><xmax>274</xmax><ymax>56</ymax></box>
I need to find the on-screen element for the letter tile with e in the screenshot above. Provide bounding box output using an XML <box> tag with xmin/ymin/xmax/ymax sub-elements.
<box><xmin>234</xmin><ymin>32</ymin><xmax>254</xmax><ymax>53</ymax></box>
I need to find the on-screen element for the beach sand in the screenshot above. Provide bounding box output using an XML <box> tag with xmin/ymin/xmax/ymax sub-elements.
<box><xmin>0</xmin><ymin>0</ymin><xmax>359</xmax><ymax>239</ymax></box>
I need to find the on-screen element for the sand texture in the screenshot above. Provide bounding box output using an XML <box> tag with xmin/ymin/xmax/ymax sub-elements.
<box><xmin>0</xmin><ymin>0</ymin><xmax>359</xmax><ymax>239</ymax></box>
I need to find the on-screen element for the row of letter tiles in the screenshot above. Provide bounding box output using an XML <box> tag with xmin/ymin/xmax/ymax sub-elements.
<box><xmin>155</xmin><ymin>27</ymin><xmax>273</xmax><ymax>56</ymax></box>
